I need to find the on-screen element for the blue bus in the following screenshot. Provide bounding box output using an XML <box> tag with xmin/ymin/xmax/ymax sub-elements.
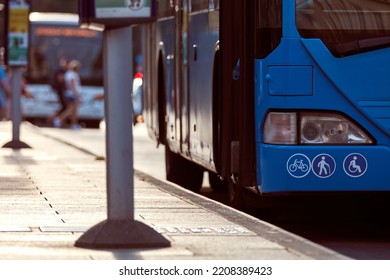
<box><xmin>144</xmin><ymin>0</ymin><xmax>390</xmax><ymax>207</ymax></box>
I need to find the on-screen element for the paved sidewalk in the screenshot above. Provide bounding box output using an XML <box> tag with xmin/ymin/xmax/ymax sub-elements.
<box><xmin>0</xmin><ymin>121</ymin><xmax>347</xmax><ymax>259</ymax></box>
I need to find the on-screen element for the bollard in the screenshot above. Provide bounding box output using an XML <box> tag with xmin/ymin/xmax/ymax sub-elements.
<box><xmin>75</xmin><ymin>26</ymin><xmax>170</xmax><ymax>248</ymax></box>
<box><xmin>2</xmin><ymin>67</ymin><xmax>31</xmax><ymax>149</ymax></box>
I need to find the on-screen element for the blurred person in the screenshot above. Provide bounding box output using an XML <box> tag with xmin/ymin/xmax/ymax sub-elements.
<box><xmin>133</xmin><ymin>54</ymin><xmax>144</xmax><ymax>124</ymax></box>
<box><xmin>53</xmin><ymin>60</ymin><xmax>81</xmax><ymax>129</ymax></box>
<box><xmin>0</xmin><ymin>49</ymin><xmax>11</xmax><ymax>120</ymax></box>
<box><xmin>21</xmin><ymin>76</ymin><xmax>33</xmax><ymax>99</ymax></box>
<box><xmin>132</xmin><ymin>71</ymin><xmax>144</xmax><ymax>125</ymax></box>
<box><xmin>48</xmin><ymin>59</ymin><xmax>68</xmax><ymax>124</ymax></box>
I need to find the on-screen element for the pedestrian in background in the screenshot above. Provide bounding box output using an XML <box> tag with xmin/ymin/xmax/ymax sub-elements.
<box><xmin>48</xmin><ymin>58</ymin><xmax>68</xmax><ymax>124</ymax></box>
<box><xmin>53</xmin><ymin>60</ymin><xmax>81</xmax><ymax>129</ymax></box>
<box><xmin>0</xmin><ymin>49</ymin><xmax>11</xmax><ymax>120</ymax></box>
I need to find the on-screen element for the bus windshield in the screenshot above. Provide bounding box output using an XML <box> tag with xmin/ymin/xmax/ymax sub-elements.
<box><xmin>28</xmin><ymin>22</ymin><xmax>103</xmax><ymax>85</ymax></box>
<box><xmin>296</xmin><ymin>0</ymin><xmax>390</xmax><ymax>56</ymax></box>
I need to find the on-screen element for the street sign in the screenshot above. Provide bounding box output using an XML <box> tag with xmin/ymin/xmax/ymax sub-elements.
<box><xmin>7</xmin><ymin>0</ymin><xmax>30</xmax><ymax>66</ymax></box>
<box><xmin>2</xmin><ymin>0</ymin><xmax>31</xmax><ymax>149</ymax></box>
<box><xmin>79</xmin><ymin>0</ymin><xmax>156</xmax><ymax>29</ymax></box>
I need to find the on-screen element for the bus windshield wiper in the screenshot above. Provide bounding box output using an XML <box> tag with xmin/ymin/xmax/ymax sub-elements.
<box><xmin>335</xmin><ymin>36</ymin><xmax>390</xmax><ymax>55</ymax></box>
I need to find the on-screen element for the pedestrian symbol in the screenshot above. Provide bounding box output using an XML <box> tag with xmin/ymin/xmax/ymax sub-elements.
<box><xmin>287</xmin><ymin>153</ymin><xmax>311</xmax><ymax>178</ymax></box>
<box><xmin>343</xmin><ymin>153</ymin><xmax>367</xmax><ymax>178</ymax></box>
<box><xmin>312</xmin><ymin>153</ymin><xmax>336</xmax><ymax>178</ymax></box>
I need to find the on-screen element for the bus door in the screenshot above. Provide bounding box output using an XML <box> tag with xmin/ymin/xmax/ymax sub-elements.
<box><xmin>219</xmin><ymin>1</ymin><xmax>257</xmax><ymax>187</ymax></box>
<box><xmin>174</xmin><ymin>0</ymin><xmax>190</xmax><ymax>154</ymax></box>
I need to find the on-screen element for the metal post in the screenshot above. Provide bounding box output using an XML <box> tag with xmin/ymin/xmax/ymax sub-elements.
<box><xmin>104</xmin><ymin>27</ymin><xmax>135</xmax><ymax>220</ymax></box>
<box><xmin>75</xmin><ymin>26</ymin><xmax>170</xmax><ymax>249</ymax></box>
<box><xmin>2</xmin><ymin>67</ymin><xmax>31</xmax><ymax>149</ymax></box>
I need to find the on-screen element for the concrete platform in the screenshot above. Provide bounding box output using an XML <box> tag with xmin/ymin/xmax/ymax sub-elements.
<box><xmin>0</xmin><ymin>121</ymin><xmax>347</xmax><ymax>259</ymax></box>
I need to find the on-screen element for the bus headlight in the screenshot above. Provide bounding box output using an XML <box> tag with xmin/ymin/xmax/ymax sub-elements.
<box><xmin>300</xmin><ymin>113</ymin><xmax>373</xmax><ymax>144</ymax></box>
<box><xmin>263</xmin><ymin>112</ymin><xmax>297</xmax><ymax>144</ymax></box>
<box><xmin>263</xmin><ymin>111</ymin><xmax>374</xmax><ymax>145</ymax></box>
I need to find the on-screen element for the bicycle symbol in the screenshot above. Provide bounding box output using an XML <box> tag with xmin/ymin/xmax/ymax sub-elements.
<box><xmin>286</xmin><ymin>154</ymin><xmax>311</xmax><ymax>178</ymax></box>
<box><xmin>288</xmin><ymin>159</ymin><xmax>309</xmax><ymax>173</ymax></box>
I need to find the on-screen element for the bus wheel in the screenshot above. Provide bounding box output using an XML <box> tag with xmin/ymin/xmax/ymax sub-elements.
<box><xmin>208</xmin><ymin>172</ymin><xmax>227</xmax><ymax>192</ymax></box>
<box><xmin>228</xmin><ymin>182</ymin><xmax>245</xmax><ymax>210</ymax></box>
<box><xmin>165</xmin><ymin>146</ymin><xmax>204</xmax><ymax>192</ymax></box>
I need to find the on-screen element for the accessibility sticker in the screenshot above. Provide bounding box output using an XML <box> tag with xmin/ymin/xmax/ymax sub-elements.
<box><xmin>287</xmin><ymin>153</ymin><xmax>311</xmax><ymax>178</ymax></box>
<box><xmin>343</xmin><ymin>153</ymin><xmax>367</xmax><ymax>178</ymax></box>
<box><xmin>312</xmin><ymin>153</ymin><xmax>336</xmax><ymax>178</ymax></box>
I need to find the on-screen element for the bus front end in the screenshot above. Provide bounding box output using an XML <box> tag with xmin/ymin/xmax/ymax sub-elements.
<box><xmin>256</xmin><ymin>0</ymin><xmax>390</xmax><ymax>193</ymax></box>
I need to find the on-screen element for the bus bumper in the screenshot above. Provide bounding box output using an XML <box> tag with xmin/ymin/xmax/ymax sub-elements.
<box><xmin>258</xmin><ymin>143</ymin><xmax>390</xmax><ymax>193</ymax></box>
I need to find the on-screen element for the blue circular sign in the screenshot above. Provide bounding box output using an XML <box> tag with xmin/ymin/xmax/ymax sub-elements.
<box><xmin>343</xmin><ymin>153</ymin><xmax>368</xmax><ymax>178</ymax></box>
<box><xmin>312</xmin><ymin>153</ymin><xmax>336</xmax><ymax>178</ymax></box>
<box><xmin>286</xmin><ymin>154</ymin><xmax>311</xmax><ymax>178</ymax></box>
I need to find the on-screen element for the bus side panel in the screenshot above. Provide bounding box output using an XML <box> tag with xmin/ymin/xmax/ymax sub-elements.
<box><xmin>143</xmin><ymin>24</ymin><xmax>157</xmax><ymax>139</ymax></box>
<box><xmin>187</xmin><ymin>10</ymin><xmax>218</xmax><ymax>169</ymax></box>
<box><xmin>145</xmin><ymin>18</ymin><xmax>175</xmax><ymax>145</ymax></box>
<box><xmin>159</xmin><ymin>18</ymin><xmax>176</xmax><ymax>152</ymax></box>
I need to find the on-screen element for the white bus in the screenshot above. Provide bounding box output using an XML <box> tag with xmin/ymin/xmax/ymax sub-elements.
<box><xmin>23</xmin><ymin>12</ymin><xmax>104</xmax><ymax>128</ymax></box>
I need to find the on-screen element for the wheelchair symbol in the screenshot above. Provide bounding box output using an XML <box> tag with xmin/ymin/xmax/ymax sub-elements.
<box><xmin>348</xmin><ymin>156</ymin><xmax>361</xmax><ymax>173</ymax></box>
<box><xmin>343</xmin><ymin>153</ymin><xmax>367</xmax><ymax>177</ymax></box>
